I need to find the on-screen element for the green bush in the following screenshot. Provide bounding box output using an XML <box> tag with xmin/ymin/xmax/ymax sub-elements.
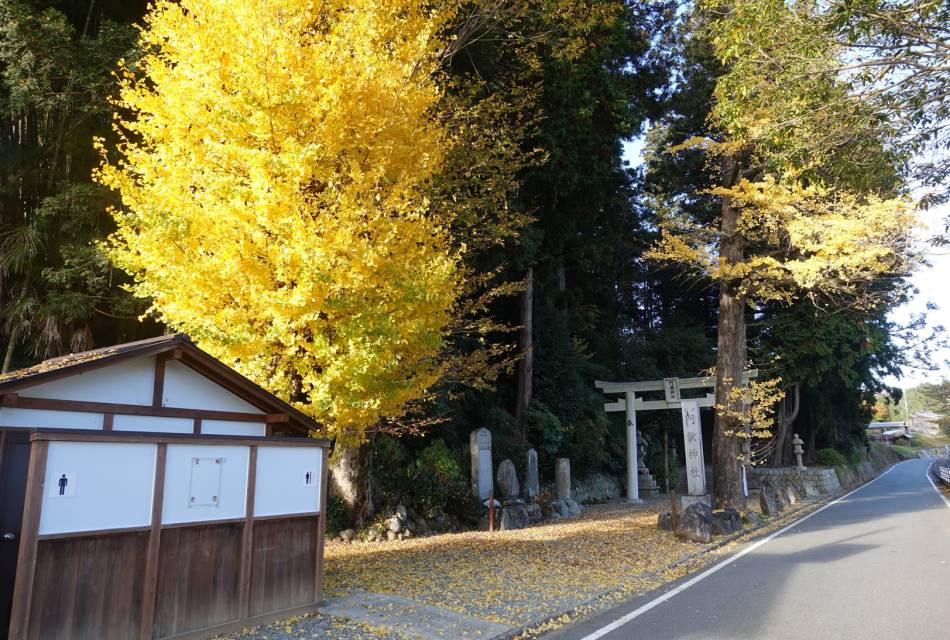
<box><xmin>326</xmin><ymin>495</ymin><xmax>351</xmax><ymax>537</ymax></box>
<box><xmin>371</xmin><ymin>434</ymin><xmax>410</xmax><ymax>503</ymax></box>
<box><xmin>407</xmin><ymin>440</ymin><xmax>480</xmax><ymax>522</ymax></box>
<box><xmin>815</xmin><ymin>448</ymin><xmax>849</xmax><ymax>467</ymax></box>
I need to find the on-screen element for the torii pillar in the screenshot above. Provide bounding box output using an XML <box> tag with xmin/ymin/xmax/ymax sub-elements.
<box><xmin>625</xmin><ymin>391</ymin><xmax>641</xmax><ymax>503</ymax></box>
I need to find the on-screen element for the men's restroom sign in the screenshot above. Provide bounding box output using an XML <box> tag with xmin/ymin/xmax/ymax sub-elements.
<box><xmin>303</xmin><ymin>469</ymin><xmax>317</xmax><ymax>487</ymax></box>
<box><xmin>47</xmin><ymin>472</ymin><xmax>76</xmax><ymax>498</ymax></box>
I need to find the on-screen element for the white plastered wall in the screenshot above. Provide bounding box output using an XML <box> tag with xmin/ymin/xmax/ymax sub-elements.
<box><xmin>39</xmin><ymin>441</ymin><xmax>157</xmax><ymax>535</ymax></box>
<box><xmin>161</xmin><ymin>444</ymin><xmax>249</xmax><ymax>525</ymax></box>
<box><xmin>25</xmin><ymin>356</ymin><xmax>155</xmax><ymax>405</ymax></box>
<box><xmin>162</xmin><ymin>361</ymin><xmax>263</xmax><ymax>414</ymax></box>
<box><xmin>254</xmin><ymin>447</ymin><xmax>323</xmax><ymax>517</ymax></box>
<box><xmin>0</xmin><ymin>408</ymin><xmax>102</xmax><ymax>430</ymax></box>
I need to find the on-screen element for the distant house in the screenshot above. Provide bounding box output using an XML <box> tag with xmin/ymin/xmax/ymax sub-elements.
<box><xmin>907</xmin><ymin>411</ymin><xmax>944</xmax><ymax>435</ymax></box>
<box><xmin>867</xmin><ymin>421</ymin><xmax>908</xmax><ymax>437</ymax></box>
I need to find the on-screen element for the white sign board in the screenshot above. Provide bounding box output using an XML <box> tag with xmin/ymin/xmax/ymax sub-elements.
<box><xmin>254</xmin><ymin>447</ymin><xmax>323</xmax><ymax>517</ymax></box>
<box><xmin>664</xmin><ymin>378</ymin><xmax>681</xmax><ymax>403</ymax></box>
<box><xmin>162</xmin><ymin>444</ymin><xmax>248</xmax><ymax>524</ymax></box>
<box><xmin>39</xmin><ymin>442</ymin><xmax>157</xmax><ymax>536</ymax></box>
<box><xmin>681</xmin><ymin>400</ymin><xmax>706</xmax><ymax>495</ymax></box>
<box><xmin>47</xmin><ymin>472</ymin><xmax>76</xmax><ymax>498</ymax></box>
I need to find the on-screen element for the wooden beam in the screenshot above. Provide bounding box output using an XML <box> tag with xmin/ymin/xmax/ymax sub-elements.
<box><xmin>102</xmin><ymin>413</ymin><xmax>114</xmax><ymax>431</ymax></box>
<box><xmin>193</xmin><ymin>417</ymin><xmax>202</xmax><ymax>435</ymax></box>
<box><xmin>29</xmin><ymin>431</ymin><xmax>331</xmax><ymax>448</ymax></box>
<box><xmin>238</xmin><ymin>446</ymin><xmax>258</xmax><ymax>619</ymax></box>
<box><xmin>314</xmin><ymin>446</ymin><xmax>329</xmax><ymax>603</ymax></box>
<box><xmin>152</xmin><ymin>354</ymin><xmax>168</xmax><ymax>408</ymax></box>
<box><xmin>139</xmin><ymin>443</ymin><xmax>167</xmax><ymax>640</ymax></box>
<box><xmin>264</xmin><ymin>413</ymin><xmax>290</xmax><ymax>424</ymax></box>
<box><xmin>5</xmin><ymin>395</ymin><xmax>273</xmax><ymax>423</ymax></box>
<box><xmin>1</xmin><ymin>392</ymin><xmax>17</xmax><ymax>407</ymax></box>
<box><xmin>8</xmin><ymin>440</ymin><xmax>49</xmax><ymax>640</ymax></box>
<box><xmin>0</xmin><ymin>430</ymin><xmax>7</xmax><ymax>482</ymax></box>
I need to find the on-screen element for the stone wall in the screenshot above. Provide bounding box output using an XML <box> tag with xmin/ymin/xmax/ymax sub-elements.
<box><xmin>543</xmin><ymin>473</ymin><xmax>624</xmax><ymax>503</ymax></box>
<box><xmin>748</xmin><ymin>467</ymin><xmax>841</xmax><ymax>495</ymax></box>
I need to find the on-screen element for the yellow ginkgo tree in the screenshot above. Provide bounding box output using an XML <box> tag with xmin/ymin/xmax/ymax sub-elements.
<box><xmin>97</xmin><ymin>0</ymin><xmax>462</xmax><ymax>445</ymax></box>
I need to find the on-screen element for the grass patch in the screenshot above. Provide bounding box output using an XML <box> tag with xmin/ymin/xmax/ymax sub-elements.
<box><xmin>911</xmin><ymin>433</ymin><xmax>950</xmax><ymax>449</ymax></box>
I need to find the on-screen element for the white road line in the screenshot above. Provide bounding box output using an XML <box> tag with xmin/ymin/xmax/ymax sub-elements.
<box><xmin>924</xmin><ymin>464</ymin><xmax>950</xmax><ymax>510</ymax></box>
<box><xmin>575</xmin><ymin>461</ymin><xmax>910</xmax><ymax>640</ymax></box>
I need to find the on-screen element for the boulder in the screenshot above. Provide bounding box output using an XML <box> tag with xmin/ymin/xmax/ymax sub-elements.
<box><xmin>743</xmin><ymin>511</ymin><xmax>765</xmax><ymax>527</ymax></box>
<box><xmin>386</xmin><ymin>515</ymin><xmax>402</xmax><ymax>533</ymax></box>
<box><xmin>657</xmin><ymin>511</ymin><xmax>674</xmax><ymax>531</ymax></box>
<box><xmin>772</xmin><ymin>486</ymin><xmax>790</xmax><ymax>511</ymax></box>
<box><xmin>802</xmin><ymin>482</ymin><xmax>819</xmax><ymax>498</ymax></box>
<box><xmin>499</xmin><ymin>504</ymin><xmax>530</xmax><ymax>530</ymax></box>
<box><xmin>760</xmin><ymin>489</ymin><xmax>780</xmax><ymax>516</ymax></box>
<box><xmin>339</xmin><ymin>529</ymin><xmax>356</xmax><ymax>543</ymax></box>
<box><xmin>675</xmin><ymin>508</ymin><xmax>712</xmax><ymax>543</ymax></box>
<box><xmin>784</xmin><ymin>486</ymin><xmax>798</xmax><ymax>506</ymax></box>
<box><xmin>395</xmin><ymin>504</ymin><xmax>408</xmax><ymax>522</ymax></box>
<box><xmin>386</xmin><ymin>530</ymin><xmax>397</xmax><ymax>541</ymax></box>
<box><xmin>525</xmin><ymin>503</ymin><xmax>543</xmax><ymax>523</ymax></box>
<box><xmin>565</xmin><ymin>499</ymin><xmax>582</xmax><ymax>517</ymax></box>
<box><xmin>497</xmin><ymin>459</ymin><xmax>520</xmax><ymax>500</ymax></box>
<box><xmin>685</xmin><ymin>501</ymin><xmax>714</xmax><ymax>522</ymax></box>
<box><xmin>711</xmin><ymin>508</ymin><xmax>742</xmax><ymax>535</ymax></box>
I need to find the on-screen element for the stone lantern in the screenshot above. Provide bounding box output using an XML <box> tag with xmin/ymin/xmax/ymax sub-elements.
<box><xmin>792</xmin><ymin>433</ymin><xmax>805</xmax><ymax>470</ymax></box>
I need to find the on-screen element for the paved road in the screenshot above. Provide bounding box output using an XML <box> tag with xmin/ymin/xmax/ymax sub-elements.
<box><xmin>546</xmin><ymin>459</ymin><xmax>950</xmax><ymax>640</ymax></box>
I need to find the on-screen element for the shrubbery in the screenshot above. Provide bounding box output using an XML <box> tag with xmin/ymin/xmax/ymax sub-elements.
<box><xmin>326</xmin><ymin>495</ymin><xmax>351</xmax><ymax>537</ymax></box>
<box><xmin>815</xmin><ymin>448</ymin><xmax>849</xmax><ymax>467</ymax></box>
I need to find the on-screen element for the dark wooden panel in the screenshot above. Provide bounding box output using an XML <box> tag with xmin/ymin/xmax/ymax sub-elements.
<box><xmin>249</xmin><ymin>516</ymin><xmax>318</xmax><ymax>617</ymax></box>
<box><xmin>152</xmin><ymin>523</ymin><xmax>241</xmax><ymax>639</ymax></box>
<box><xmin>28</xmin><ymin>531</ymin><xmax>149</xmax><ymax>640</ymax></box>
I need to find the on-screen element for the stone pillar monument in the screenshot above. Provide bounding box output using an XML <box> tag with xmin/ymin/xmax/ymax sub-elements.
<box><xmin>555</xmin><ymin>458</ymin><xmax>571</xmax><ymax>501</ymax></box>
<box><xmin>680</xmin><ymin>399</ymin><xmax>711</xmax><ymax>509</ymax></box>
<box><xmin>470</xmin><ymin>428</ymin><xmax>493</xmax><ymax>500</ymax></box>
<box><xmin>525</xmin><ymin>448</ymin><xmax>539</xmax><ymax>499</ymax></box>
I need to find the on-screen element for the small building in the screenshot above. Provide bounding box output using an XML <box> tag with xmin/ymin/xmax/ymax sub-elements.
<box><xmin>0</xmin><ymin>334</ymin><xmax>329</xmax><ymax>640</ymax></box>
<box><xmin>866</xmin><ymin>421</ymin><xmax>908</xmax><ymax>437</ymax></box>
<box><xmin>907</xmin><ymin>411</ymin><xmax>943</xmax><ymax>435</ymax></box>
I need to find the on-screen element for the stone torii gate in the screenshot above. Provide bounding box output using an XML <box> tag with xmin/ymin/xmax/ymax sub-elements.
<box><xmin>595</xmin><ymin>371</ymin><xmax>757</xmax><ymax>505</ymax></box>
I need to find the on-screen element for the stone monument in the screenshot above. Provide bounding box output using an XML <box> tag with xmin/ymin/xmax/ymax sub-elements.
<box><xmin>470</xmin><ymin>428</ymin><xmax>493</xmax><ymax>500</ymax></box>
<box><xmin>525</xmin><ymin>448</ymin><xmax>539</xmax><ymax>499</ymax></box>
<box><xmin>496</xmin><ymin>459</ymin><xmax>519</xmax><ymax>500</ymax></box>
<box><xmin>555</xmin><ymin>458</ymin><xmax>571</xmax><ymax>501</ymax></box>
<box><xmin>680</xmin><ymin>399</ymin><xmax>712</xmax><ymax>509</ymax></box>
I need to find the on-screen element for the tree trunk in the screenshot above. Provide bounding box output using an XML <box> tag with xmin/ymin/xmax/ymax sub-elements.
<box><xmin>329</xmin><ymin>443</ymin><xmax>376</xmax><ymax>526</ymax></box>
<box><xmin>771</xmin><ymin>383</ymin><xmax>800</xmax><ymax>467</ymax></box>
<box><xmin>712</xmin><ymin>155</ymin><xmax>746</xmax><ymax>510</ymax></box>
<box><xmin>515</xmin><ymin>266</ymin><xmax>534</xmax><ymax>439</ymax></box>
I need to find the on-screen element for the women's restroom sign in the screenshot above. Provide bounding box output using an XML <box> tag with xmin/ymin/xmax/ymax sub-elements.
<box><xmin>47</xmin><ymin>472</ymin><xmax>76</xmax><ymax>498</ymax></box>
